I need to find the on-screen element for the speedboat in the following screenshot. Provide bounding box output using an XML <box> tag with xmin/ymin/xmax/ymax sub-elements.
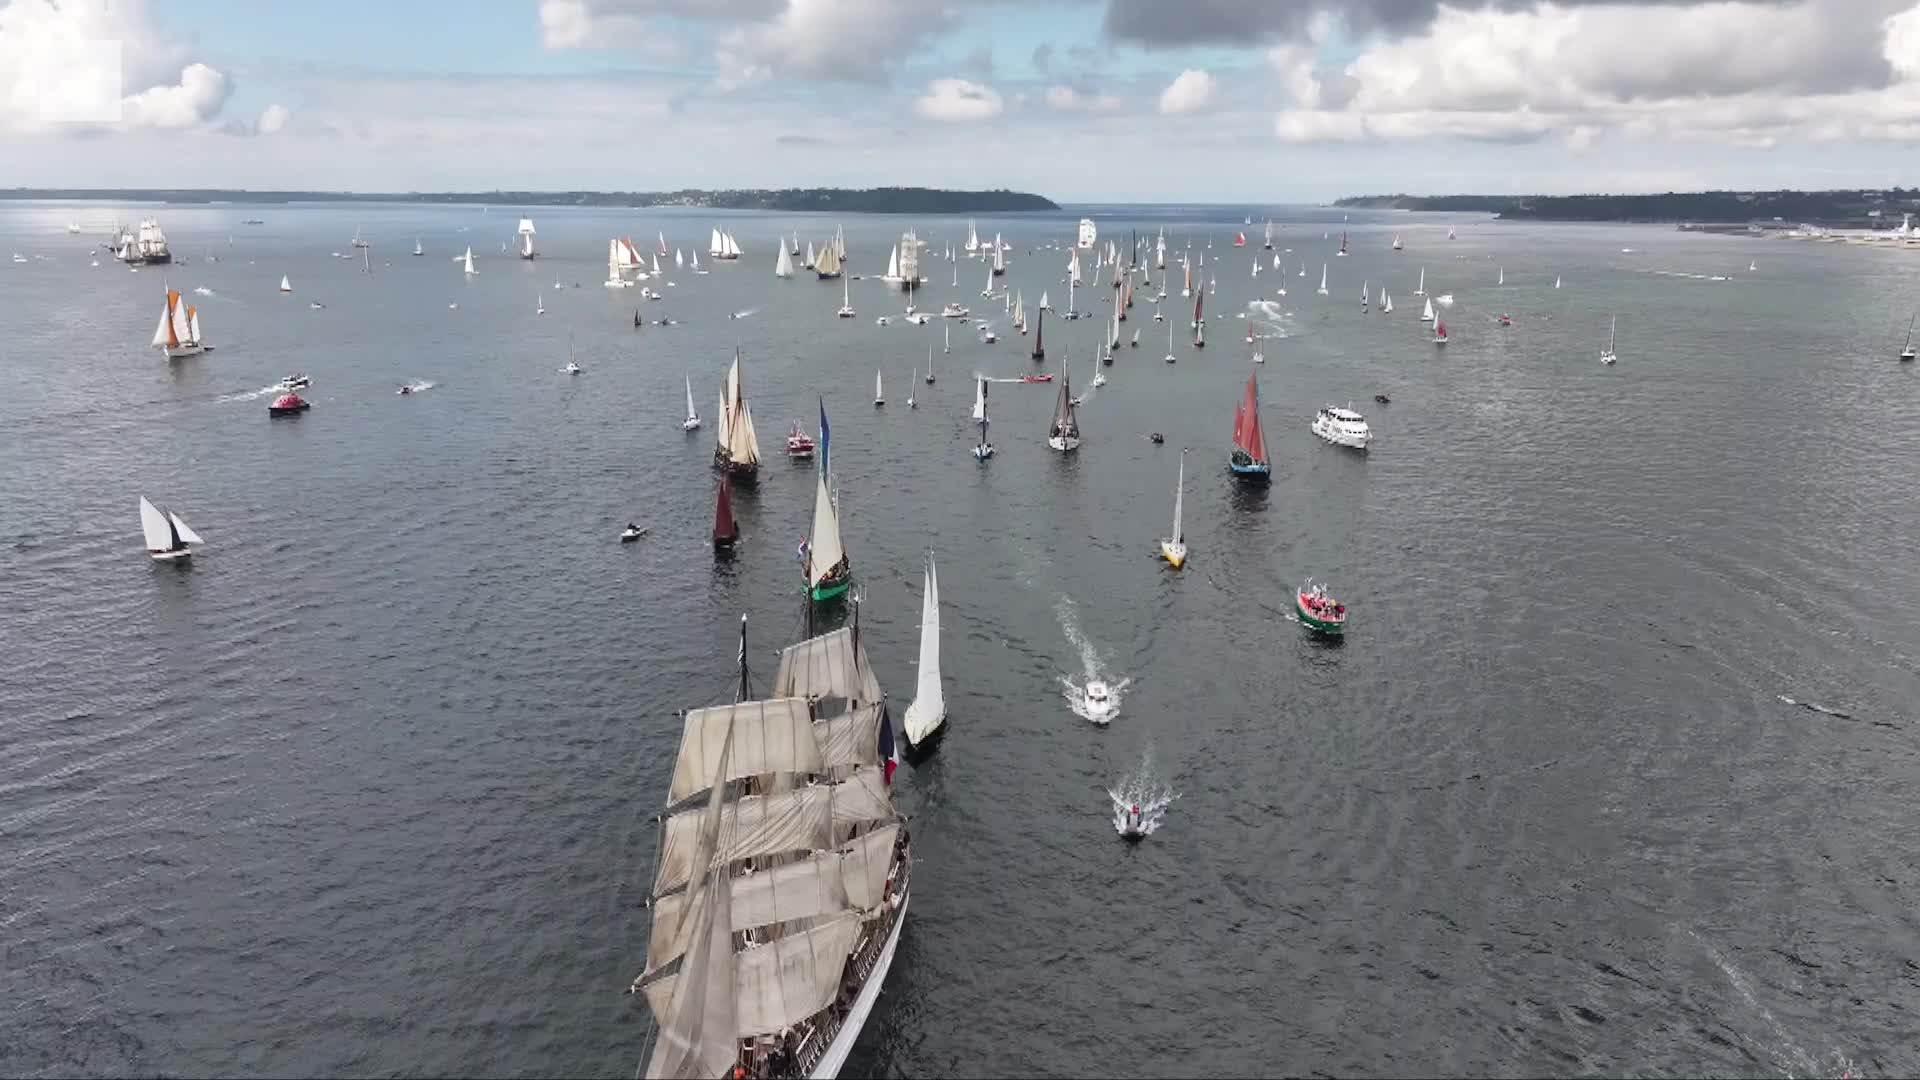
<box><xmin>941</xmin><ymin>303</ymin><xmax>969</xmax><ymax>319</ymax></box>
<box><xmin>1119</xmin><ymin>807</ymin><xmax>1148</xmax><ymax>841</ymax></box>
<box><xmin>786</xmin><ymin>423</ymin><xmax>816</xmax><ymax>458</ymax></box>
<box><xmin>837</xmin><ymin>304</ymin><xmax>856</xmax><ymax>319</ymax></box>
<box><xmin>1019</xmin><ymin>373</ymin><xmax>1054</xmax><ymax>383</ymax></box>
<box><xmin>268</xmin><ymin>392</ymin><xmax>310</xmax><ymax>417</ymax></box>
<box><xmin>904</xmin><ymin>312</ymin><xmax>932</xmax><ymax>325</ymax></box>
<box><xmin>563</xmin><ymin>361</ymin><xmax>582</xmax><ymax>375</ymax></box>
<box><xmin>1373</xmin><ymin>393</ymin><xmax>1391</xmax><ymax>404</ymax></box>
<box><xmin>1312</xmin><ymin>405</ymin><xmax>1371</xmax><ymax>451</ymax></box>
<box><xmin>1083</xmin><ymin>680</ymin><xmax>1116</xmax><ymax>725</ymax></box>
<box><xmin>277</xmin><ymin>373</ymin><xmax>311</xmax><ymax>391</ymax></box>
<box><xmin>1252</xmin><ymin>351</ymin><xmax>1265</xmax><ymax>364</ymax></box>
<box><xmin>979</xmin><ymin>327</ymin><xmax>997</xmax><ymax>343</ymax></box>
<box><xmin>1296</xmin><ymin>579</ymin><xmax>1347</xmax><ymax>636</ymax></box>
<box><xmin>398</xmin><ymin>384</ymin><xmax>414</xmax><ymax>395</ymax></box>
<box><xmin>1149</xmin><ymin>432</ymin><xmax>1165</xmax><ymax>444</ymax></box>
<box><xmin>972</xmin><ymin>442</ymin><xmax>994</xmax><ymax>461</ymax></box>
<box><xmin>1496</xmin><ymin>313</ymin><xmax>1512</xmax><ymax>327</ymax></box>
<box><xmin>620</xmin><ymin>524</ymin><xmax>648</xmax><ymax>542</ymax></box>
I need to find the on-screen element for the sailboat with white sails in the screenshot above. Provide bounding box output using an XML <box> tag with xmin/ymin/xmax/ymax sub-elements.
<box><xmin>632</xmin><ymin>606</ymin><xmax>909</xmax><ymax>1080</ymax></box>
<box><xmin>775</xmin><ymin>244</ymin><xmax>794</xmax><ymax>279</ymax></box>
<box><xmin>1317</xmin><ymin>263</ymin><xmax>1328</xmax><ymax>296</ymax></box>
<box><xmin>804</xmin><ymin>401</ymin><xmax>853</xmax><ymax>603</ymax></box>
<box><xmin>139</xmin><ymin>496</ymin><xmax>203</xmax><ymax>561</ymax></box>
<box><xmin>1600</xmin><ymin>315</ymin><xmax>1618</xmax><ymax>365</ymax></box>
<box><xmin>463</xmin><ymin>247</ymin><xmax>477</xmax><ymax>276</ymax></box>
<box><xmin>1414</xmin><ymin>267</ymin><xmax>1425</xmax><ymax>295</ymax></box>
<box><xmin>902</xmin><ymin>553</ymin><xmax>945</xmax><ymax>750</ymax></box>
<box><xmin>607</xmin><ymin>238</ymin><xmax>640</xmax><ymax>288</ymax></box>
<box><xmin>972</xmin><ymin>378</ymin><xmax>993</xmax><ymax>460</ymax></box>
<box><xmin>1159</xmin><ymin>450</ymin><xmax>1187</xmax><ymax>568</ymax></box>
<box><xmin>517</xmin><ymin>217</ymin><xmax>537</xmax><ymax>259</ymax></box>
<box><xmin>709</xmin><ymin>228</ymin><xmax>742</xmax><ymax>261</ymax></box>
<box><xmin>1047</xmin><ymin>372</ymin><xmax>1080</xmax><ymax>451</ymax></box>
<box><xmin>683</xmin><ymin>376</ymin><xmax>702</xmax><ymax>431</ymax></box>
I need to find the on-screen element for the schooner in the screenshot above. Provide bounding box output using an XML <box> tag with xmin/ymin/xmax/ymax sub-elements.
<box><xmin>633</xmin><ymin>610</ymin><xmax>910</xmax><ymax>1080</ymax></box>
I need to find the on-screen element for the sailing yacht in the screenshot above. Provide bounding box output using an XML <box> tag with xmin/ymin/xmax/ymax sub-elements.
<box><xmin>1031</xmin><ymin>307</ymin><xmax>1046</xmax><ymax>361</ymax></box>
<box><xmin>1229</xmin><ymin>373</ymin><xmax>1270</xmax><ymax>481</ymax></box>
<box><xmin>714</xmin><ymin>349</ymin><xmax>763</xmax><ymax>481</ymax></box>
<box><xmin>1337</xmin><ymin>231</ymin><xmax>1348</xmax><ymax>257</ymax></box>
<box><xmin>1164</xmin><ymin>314</ymin><xmax>1176</xmax><ymax>364</ymax></box>
<box><xmin>902</xmin><ymin>552</ymin><xmax>945</xmax><ymax>750</ymax></box>
<box><xmin>1382</xmin><ymin>290</ymin><xmax>1393</xmax><ymax>314</ymax></box>
<box><xmin>1433</xmin><ymin>317</ymin><xmax>1449</xmax><ymax>345</ymax></box>
<box><xmin>775</xmin><ymin>244</ymin><xmax>794</xmax><ymax>279</ymax></box>
<box><xmin>1421</xmin><ymin>296</ymin><xmax>1435</xmax><ymax>323</ymax></box>
<box><xmin>804</xmin><ymin>402</ymin><xmax>853</xmax><ymax>602</ymax></box>
<box><xmin>1317</xmin><ymin>264</ymin><xmax>1328</xmax><ymax>296</ymax></box>
<box><xmin>632</xmin><ymin>610</ymin><xmax>908</xmax><ymax>1080</ymax></box>
<box><xmin>279</xmin><ymin>275</ymin><xmax>292</xmax><ymax>294</ymax></box>
<box><xmin>1555</xmin><ymin>275</ymin><xmax>1562</xmax><ymax>289</ymax></box>
<box><xmin>411</xmin><ymin>237</ymin><xmax>424</xmax><ymax>257</ymax></box>
<box><xmin>351</xmin><ymin>225</ymin><xmax>369</xmax><ymax>249</ymax></box>
<box><xmin>965</xmin><ymin>220</ymin><xmax>980</xmax><ymax>256</ymax></box>
<box><xmin>151</xmin><ymin>288</ymin><xmax>205</xmax><ymax>359</ymax></box>
<box><xmin>972</xmin><ymin>378</ymin><xmax>994</xmax><ymax>460</ymax></box>
<box><xmin>1263</xmin><ymin>219</ymin><xmax>1275</xmax><ymax>250</ymax></box>
<box><xmin>463</xmin><ymin>247</ymin><xmax>477</xmax><ymax>276</ymax></box>
<box><xmin>139</xmin><ymin>496</ymin><xmax>203</xmax><ymax>561</ymax></box>
<box><xmin>1497</xmin><ymin>266</ymin><xmax>1505</xmax><ymax>286</ymax></box>
<box><xmin>874</xmin><ymin>370</ymin><xmax>885</xmax><ymax>407</ymax></box>
<box><xmin>1047</xmin><ymin>372</ymin><xmax>1080</xmax><ymax>451</ymax></box>
<box><xmin>606</xmin><ymin>239</ymin><xmax>638</xmax><ymax>288</ymax></box>
<box><xmin>837</xmin><ymin>276</ymin><xmax>855</xmax><ymax>318</ymax></box>
<box><xmin>1159</xmin><ymin>450</ymin><xmax>1188</xmax><ymax>568</ymax></box>
<box><xmin>1392</xmin><ymin>234</ymin><xmax>1403</xmax><ymax>251</ymax></box>
<box><xmin>712</xmin><ymin>474</ymin><xmax>739</xmax><ymax>551</ymax></box>
<box><xmin>682</xmin><ymin>376</ymin><xmax>702</xmax><ymax>431</ymax></box>
<box><xmin>1902</xmin><ymin>314</ymin><xmax>1917</xmax><ymax>361</ymax></box>
<box><xmin>517</xmin><ymin>217</ymin><xmax>537</xmax><ymax>259</ymax></box>
<box><xmin>1414</xmin><ymin>267</ymin><xmax>1425</xmax><ymax>295</ymax></box>
<box><xmin>927</xmin><ymin>343</ymin><xmax>936</xmax><ymax>383</ymax></box>
<box><xmin>1600</xmin><ymin>315</ymin><xmax>1618</xmax><ymax>365</ymax></box>
<box><xmin>709</xmin><ymin>227</ymin><xmax>742</xmax><ymax>261</ymax></box>
<box><xmin>536</xmin><ymin>293</ymin><xmax>546</xmax><ymax>317</ymax></box>
<box><xmin>992</xmin><ymin>237</ymin><xmax>1006</xmax><ymax>277</ymax></box>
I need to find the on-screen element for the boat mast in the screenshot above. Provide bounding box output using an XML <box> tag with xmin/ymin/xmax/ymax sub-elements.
<box><xmin>736</xmin><ymin>614</ymin><xmax>751</xmax><ymax>702</ymax></box>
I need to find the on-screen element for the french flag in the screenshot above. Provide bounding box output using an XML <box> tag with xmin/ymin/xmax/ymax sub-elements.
<box><xmin>877</xmin><ymin>707</ymin><xmax>898</xmax><ymax>785</ymax></box>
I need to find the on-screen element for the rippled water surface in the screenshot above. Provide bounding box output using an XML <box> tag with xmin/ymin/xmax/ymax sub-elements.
<box><xmin>2</xmin><ymin>202</ymin><xmax>1917</xmax><ymax>1079</ymax></box>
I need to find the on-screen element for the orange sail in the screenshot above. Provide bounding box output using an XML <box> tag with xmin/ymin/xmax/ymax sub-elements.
<box><xmin>164</xmin><ymin>290</ymin><xmax>181</xmax><ymax>347</ymax></box>
<box><xmin>1232</xmin><ymin>373</ymin><xmax>1267</xmax><ymax>465</ymax></box>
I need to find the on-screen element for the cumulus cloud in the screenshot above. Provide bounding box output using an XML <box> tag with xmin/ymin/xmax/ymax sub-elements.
<box><xmin>1102</xmin><ymin>0</ymin><xmax>1808</xmax><ymax>48</ymax></box>
<box><xmin>1158</xmin><ymin>69</ymin><xmax>1216</xmax><ymax>114</ymax></box>
<box><xmin>258</xmin><ymin>104</ymin><xmax>291</xmax><ymax>135</ymax></box>
<box><xmin>0</xmin><ymin>0</ymin><xmax>234</xmax><ymax>133</ymax></box>
<box><xmin>1270</xmin><ymin>0</ymin><xmax>1920</xmax><ymax>149</ymax></box>
<box><xmin>1045</xmin><ymin>84</ymin><xmax>1122</xmax><ymax>112</ymax></box>
<box><xmin>538</xmin><ymin>0</ymin><xmax>783</xmax><ymax>48</ymax></box>
<box><xmin>915</xmin><ymin>78</ymin><xmax>1005</xmax><ymax>121</ymax></box>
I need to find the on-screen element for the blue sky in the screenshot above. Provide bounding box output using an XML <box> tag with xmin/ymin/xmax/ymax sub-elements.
<box><xmin>2</xmin><ymin>0</ymin><xmax>1918</xmax><ymax>200</ymax></box>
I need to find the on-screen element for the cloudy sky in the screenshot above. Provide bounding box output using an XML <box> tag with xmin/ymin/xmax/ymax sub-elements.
<box><xmin>4</xmin><ymin>0</ymin><xmax>1920</xmax><ymax>201</ymax></box>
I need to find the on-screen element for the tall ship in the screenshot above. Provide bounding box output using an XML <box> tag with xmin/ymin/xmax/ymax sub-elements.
<box><xmin>713</xmin><ymin>350</ymin><xmax>762</xmax><ymax>482</ymax></box>
<box><xmin>1077</xmin><ymin>217</ymin><xmax>1097</xmax><ymax>250</ymax></box>
<box><xmin>517</xmin><ymin>217</ymin><xmax>537</xmax><ymax>259</ymax></box>
<box><xmin>633</xmin><ymin>610</ymin><xmax>909</xmax><ymax>1080</ymax></box>
<box><xmin>814</xmin><ymin>242</ymin><xmax>843</xmax><ymax>281</ymax></box>
<box><xmin>120</xmin><ymin>218</ymin><xmax>171</xmax><ymax>264</ymax></box>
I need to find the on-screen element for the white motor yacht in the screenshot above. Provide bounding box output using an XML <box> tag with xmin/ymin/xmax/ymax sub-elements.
<box><xmin>1311</xmin><ymin>405</ymin><xmax>1371</xmax><ymax>451</ymax></box>
<box><xmin>1084</xmin><ymin>680</ymin><xmax>1116</xmax><ymax>725</ymax></box>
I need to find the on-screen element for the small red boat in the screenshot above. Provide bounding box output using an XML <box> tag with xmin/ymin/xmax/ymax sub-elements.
<box><xmin>1496</xmin><ymin>313</ymin><xmax>1512</xmax><ymax>327</ymax></box>
<box><xmin>1232</xmin><ymin>232</ymin><xmax>1246</xmax><ymax>247</ymax></box>
<box><xmin>269</xmin><ymin>392</ymin><xmax>310</xmax><ymax>417</ymax></box>
<box><xmin>785</xmin><ymin>421</ymin><xmax>815</xmax><ymax>458</ymax></box>
<box><xmin>1020</xmin><ymin>373</ymin><xmax>1054</xmax><ymax>383</ymax></box>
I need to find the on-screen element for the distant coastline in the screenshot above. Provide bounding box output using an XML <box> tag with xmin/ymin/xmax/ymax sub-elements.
<box><xmin>1335</xmin><ymin>188</ymin><xmax>1920</xmax><ymax>231</ymax></box>
<box><xmin>0</xmin><ymin>186</ymin><xmax>1059</xmax><ymax>214</ymax></box>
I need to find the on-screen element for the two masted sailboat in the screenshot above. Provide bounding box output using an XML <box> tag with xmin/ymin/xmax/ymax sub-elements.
<box><xmin>804</xmin><ymin>402</ymin><xmax>853</xmax><ymax>603</ymax></box>
<box><xmin>633</xmin><ymin>611</ymin><xmax>910</xmax><ymax>1080</ymax></box>
<box><xmin>714</xmin><ymin>350</ymin><xmax>763</xmax><ymax>481</ymax></box>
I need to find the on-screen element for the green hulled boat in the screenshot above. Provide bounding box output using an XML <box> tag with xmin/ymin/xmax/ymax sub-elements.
<box><xmin>805</xmin><ymin>399</ymin><xmax>854</xmax><ymax>604</ymax></box>
<box><xmin>1296</xmin><ymin>580</ymin><xmax>1347</xmax><ymax>635</ymax></box>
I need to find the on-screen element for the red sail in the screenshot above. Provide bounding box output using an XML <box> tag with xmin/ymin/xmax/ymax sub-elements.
<box><xmin>713</xmin><ymin>474</ymin><xmax>736</xmax><ymax>541</ymax></box>
<box><xmin>1232</xmin><ymin>372</ymin><xmax>1267</xmax><ymax>464</ymax></box>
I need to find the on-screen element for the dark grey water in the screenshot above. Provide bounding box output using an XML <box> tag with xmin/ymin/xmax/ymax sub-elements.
<box><xmin>2</xmin><ymin>201</ymin><xmax>1917</xmax><ymax>1079</ymax></box>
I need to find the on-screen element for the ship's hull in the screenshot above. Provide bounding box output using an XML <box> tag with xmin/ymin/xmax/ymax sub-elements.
<box><xmin>1228</xmin><ymin>460</ymin><xmax>1271</xmax><ymax>481</ymax></box>
<box><xmin>808</xmin><ymin>576</ymin><xmax>853</xmax><ymax>603</ymax></box>
<box><xmin>810</xmin><ymin>888</ymin><xmax>909</xmax><ymax>1080</ymax></box>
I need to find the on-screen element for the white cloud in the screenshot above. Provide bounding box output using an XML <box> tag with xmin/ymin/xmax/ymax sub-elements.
<box><xmin>916</xmin><ymin>78</ymin><xmax>1004</xmax><ymax>121</ymax></box>
<box><xmin>1159</xmin><ymin>68</ymin><xmax>1216</xmax><ymax>114</ymax></box>
<box><xmin>1044</xmin><ymin>85</ymin><xmax>1121</xmax><ymax>112</ymax></box>
<box><xmin>0</xmin><ymin>0</ymin><xmax>234</xmax><ymax>133</ymax></box>
<box><xmin>1271</xmin><ymin>0</ymin><xmax>1920</xmax><ymax>149</ymax></box>
<box><xmin>258</xmin><ymin>104</ymin><xmax>290</xmax><ymax>135</ymax></box>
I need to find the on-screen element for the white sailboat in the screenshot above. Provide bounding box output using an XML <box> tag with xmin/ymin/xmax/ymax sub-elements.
<box><xmin>883</xmin><ymin>245</ymin><xmax>901</xmax><ymax>283</ymax></box>
<box><xmin>1421</xmin><ymin>296</ymin><xmax>1435</xmax><ymax>323</ymax></box>
<box><xmin>150</xmin><ymin>288</ymin><xmax>204</xmax><ymax>359</ymax></box>
<box><xmin>1317</xmin><ymin>263</ymin><xmax>1328</xmax><ymax>296</ymax></box>
<box><xmin>675</xmin><ymin>247</ymin><xmax>685</xmax><ymax>268</ymax></box>
<box><xmin>606</xmin><ymin>239</ymin><xmax>636</xmax><ymax>288</ymax></box>
<box><xmin>775</xmin><ymin>244</ymin><xmax>794</xmax><ymax>279</ymax></box>
<box><xmin>413</xmin><ymin>238</ymin><xmax>424</xmax><ymax>257</ymax></box>
<box><xmin>1382</xmin><ymin>291</ymin><xmax>1393</xmax><ymax>314</ymax></box>
<box><xmin>965</xmin><ymin>220</ymin><xmax>979</xmax><ymax>256</ymax></box>
<box><xmin>874</xmin><ymin>369</ymin><xmax>885</xmax><ymax>407</ymax></box>
<box><xmin>1159</xmin><ymin>450</ymin><xmax>1187</xmax><ymax>568</ymax></box>
<box><xmin>1600</xmin><ymin>315</ymin><xmax>1618</xmax><ymax>365</ymax></box>
<box><xmin>907</xmin><ymin>371</ymin><xmax>916</xmax><ymax>410</ymax></box>
<box><xmin>517</xmin><ymin>217</ymin><xmax>537</xmax><ymax>259</ymax></box>
<box><xmin>536</xmin><ymin>293</ymin><xmax>546</xmax><ymax>316</ymax></box>
<box><xmin>992</xmin><ymin>238</ymin><xmax>1005</xmax><ymax>276</ymax></box>
<box><xmin>903</xmin><ymin>552</ymin><xmax>945</xmax><ymax>748</ymax></box>
<box><xmin>1498</xmin><ymin>266</ymin><xmax>1505</xmax><ymax>285</ymax></box>
<box><xmin>683</xmin><ymin>375</ymin><xmax>702</xmax><ymax>431</ymax></box>
<box><xmin>972</xmin><ymin>378</ymin><xmax>994</xmax><ymax>460</ymax></box>
<box><xmin>1414</xmin><ymin>267</ymin><xmax>1425</xmax><ymax>295</ymax></box>
<box><xmin>1904</xmin><ymin>314</ymin><xmax>1918</xmax><ymax>361</ymax></box>
<box><xmin>981</xmin><ymin>260</ymin><xmax>994</xmax><ymax>298</ymax></box>
<box><xmin>838</xmin><ymin>276</ymin><xmax>855</xmax><ymax>318</ymax></box>
<box><xmin>1554</xmin><ymin>274</ymin><xmax>1562</xmax><ymax>289</ymax></box>
<box><xmin>927</xmin><ymin>343</ymin><xmax>936</xmax><ymax>384</ymax></box>
<box><xmin>802</xmin><ymin>241</ymin><xmax>813</xmax><ymax>270</ymax></box>
<box><xmin>279</xmin><ymin>275</ymin><xmax>292</xmax><ymax>293</ymax></box>
<box><xmin>139</xmin><ymin>496</ymin><xmax>203</xmax><ymax>561</ymax></box>
<box><xmin>462</xmin><ymin>247</ymin><xmax>476</xmax><ymax>276</ymax></box>
<box><xmin>942</xmin><ymin>322</ymin><xmax>950</xmax><ymax>356</ymax></box>
<box><xmin>652</xmin><ymin>252</ymin><xmax>662</xmax><ymax>275</ymax></box>
<box><xmin>1164</xmin><ymin>313</ymin><xmax>1176</xmax><ymax>364</ymax></box>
